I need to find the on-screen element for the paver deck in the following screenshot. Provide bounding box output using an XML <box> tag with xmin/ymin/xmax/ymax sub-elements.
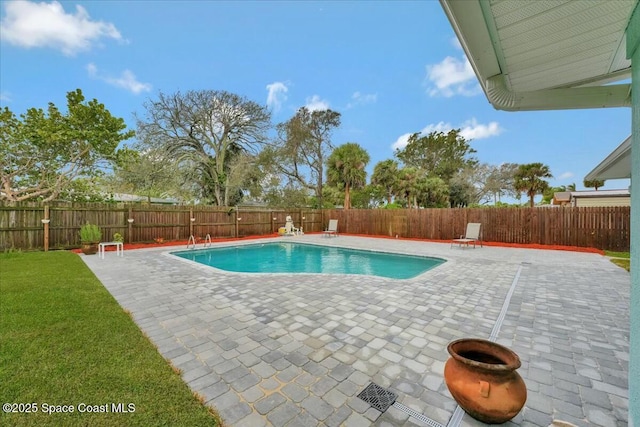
<box><xmin>81</xmin><ymin>235</ymin><xmax>630</xmax><ymax>426</ymax></box>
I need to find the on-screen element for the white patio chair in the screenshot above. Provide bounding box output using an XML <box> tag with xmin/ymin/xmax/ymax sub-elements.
<box><xmin>451</xmin><ymin>223</ymin><xmax>482</xmax><ymax>248</ymax></box>
<box><xmin>323</xmin><ymin>219</ymin><xmax>339</xmax><ymax>237</ymax></box>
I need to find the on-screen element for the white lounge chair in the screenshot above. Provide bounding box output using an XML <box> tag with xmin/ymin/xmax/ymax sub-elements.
<box><xmin>323</xmin><ymin>219</ymin><xmax>338</xmax><ymax>237</ymax></box>
<box><xmin>451</xmin><ymin>223</ymin><xmax>482</xmax><ymax>248</ymax></box>
<box><xmin>284</xmin><ymin>215</ymin><xmax>300</xmax><ymax>236</ymax></box>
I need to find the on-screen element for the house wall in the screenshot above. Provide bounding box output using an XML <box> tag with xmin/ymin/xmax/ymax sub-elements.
<box><xmin>573</xmin><ymin>196</ymin><xmax>631</xmax><ymax>207</ymax></box>
<box><xmin>627</xmin><ymin>3</ymin><xmax>639</xmax><ymax>425</ymax></box>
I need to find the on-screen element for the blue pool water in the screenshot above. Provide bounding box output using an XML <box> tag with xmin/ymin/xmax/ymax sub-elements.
<box><xmin>172</xmin><ymin>242</ymin><xmax>445</xmax><ymax>279</ymax></box>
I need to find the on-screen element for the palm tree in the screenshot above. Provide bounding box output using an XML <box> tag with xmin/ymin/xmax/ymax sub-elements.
<box><xmin>396</xmin><ymin>167</ymin><xmax>420</xmax><ymax>208</ymax></box>
<box><xmin>326</xmin><ymin>143</ymin><xmax>370</xmax><ymax>209</ymax></box>
<box><xmin>514</xmin><ymin>163</ymin><xmax>553</xmax><ymax>207</ymax></box>
<box><xmin>371</xmin><ymin>159</ymin><xmax>399</xmax><ymax>205</ymax></box>
<box><xmin>583</xmin><ymin>179</ymin><xmax>604</xmax><ymax>190</ymax></box>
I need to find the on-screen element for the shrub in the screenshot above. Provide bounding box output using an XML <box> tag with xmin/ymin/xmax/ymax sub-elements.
<box><xmin>79</xmin><ymin>223</ymin><xmax>102</xmax><ymax>243</ymax></box>
<box><xmin>382</xmin><ymin>202</ymin><xmax>403</xmax><ymax>209</ymax></box>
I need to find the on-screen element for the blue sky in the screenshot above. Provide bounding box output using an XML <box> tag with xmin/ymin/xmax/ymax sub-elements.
<box><xmin>0</xmin><ymin>0</ymin><xmax>632</xmax><ymax>196</ymax></box>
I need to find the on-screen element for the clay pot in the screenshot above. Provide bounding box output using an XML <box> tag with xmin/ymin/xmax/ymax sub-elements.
<box><xmin>444</xmin><ymin>338</ymin><xmax>527</xmax><ymax>424</ymax></box>
<box><xmin>81</xmin><ymin>242</ymin><xmax>99</xmax><ymax>255</ymax></box>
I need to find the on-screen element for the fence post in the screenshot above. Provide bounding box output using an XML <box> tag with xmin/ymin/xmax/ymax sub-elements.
<box><xmin>189</xmin><ymin>208</ymin><xmax>194</xmax><ymax>237</ymax></box>
<box><xmin>42</xmin><ymin>205</ymin><xmax>50</xmax><ymax>252</ymax></box>
<box><xmin>235</xmin><ymin>207</ymin><xmax>239</xmax><ymax>238</ymax></box>
<box><xmin>127</xmin><ymin>206</ymin><xmax>134</xmax><ymax>244</ymax></box>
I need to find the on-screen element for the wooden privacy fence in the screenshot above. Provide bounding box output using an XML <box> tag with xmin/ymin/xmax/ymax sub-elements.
<box><xmin>322</xmin><ymin>206</ymin><xmax>630</xmax><ymax>251</ymax></box>
<box><xmin>0</xmin><ymin>202</ymin><xmax>324</xmax><ymax>251</ymax></box>
<box><xmin>0</xmin><ymin>202</ymin><xmax>631</xmax><ymax>252</ymax></box>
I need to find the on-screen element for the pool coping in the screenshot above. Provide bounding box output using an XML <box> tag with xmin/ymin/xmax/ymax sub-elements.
<box><xmin>165</xmin><ymin>239</ymin><xmax>449</xmax><ymax>281</ymax></box>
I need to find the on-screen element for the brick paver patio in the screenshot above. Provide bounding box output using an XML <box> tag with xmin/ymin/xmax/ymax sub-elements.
<box><xmin>81</xmin><ymin>235</ymin><xmax>630</xmax><ymax>426</ymax></box>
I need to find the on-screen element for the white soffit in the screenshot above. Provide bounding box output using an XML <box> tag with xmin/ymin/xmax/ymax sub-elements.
<box><xmin>440</xmin><ymin>0</ymin><xmax>636</xmax><ymax>111</ymax></box>
<box><xmin>585</xmin><ymin>136</ymin><xmax>632</xmax><ymax>181</ymax></box>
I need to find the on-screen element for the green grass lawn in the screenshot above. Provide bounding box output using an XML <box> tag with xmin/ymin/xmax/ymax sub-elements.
<box><xmin>604</xmin><ymin>250</ymin><xmax>631</xmax><ymax>272</ymax></box>
<box><xmin>604</xmin><ymin>250</ymin><xmax>630</xmax><ymax>259</ymax></box>
<box><xmin>0</xmin><ymin>251</ymin><xmax>222</xmax><ymax>427</ymax></box>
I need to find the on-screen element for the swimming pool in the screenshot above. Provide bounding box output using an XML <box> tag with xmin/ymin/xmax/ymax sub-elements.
<box><xmin>172</xmin><ymin>242</ymin><xmax>445</xmax><ymax>279</ymax></box>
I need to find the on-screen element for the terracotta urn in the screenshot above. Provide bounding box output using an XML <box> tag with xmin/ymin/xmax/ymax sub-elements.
<box><xmin>80</xmin><ymin>242</ymin><xmax>99</xmax><ymax>255</ymax></box>
<box><xmin>444</xmin><ymin>338</ymin><xmax>527</xmax><ymax>424</ymax></box>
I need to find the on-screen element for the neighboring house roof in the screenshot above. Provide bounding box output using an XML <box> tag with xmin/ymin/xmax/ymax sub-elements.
<box><xmin>585</xmin><ymin>135</ymin><xmax>632</xmax><ymax>181</ymax></box>
<box><xmin>552</xmin><ymin>190</ymin><xmax>630</xmax><ymax>206</ymax></box>
<box><xmin>553</xmin><ymin>192</ymin><xmax>571</xmax><ymax>204</ymax></box>
<box><xmin>109</xmin><ymin>193</ymin><xmax>179</xmax><ymax>204</ymax></box>
<box><xmin>439</xmin><ymin>0</ymin><xmax>635</xmax><ymax>111</ymax></box>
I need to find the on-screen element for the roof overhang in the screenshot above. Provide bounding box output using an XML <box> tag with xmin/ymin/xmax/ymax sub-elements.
<box><xmin>439</xmin><ymin>0</ymin><xmax>636</xmax><ymax>111</ymax></box>
<box><xmin>571</xmin><ymin>189</ymin><xmax>631</xmax><ymax>198</ymax></box>
<box><xmin>585</xmin><ymin>135</ymin><xmax>632</xmax><ymax>180</ymax></box>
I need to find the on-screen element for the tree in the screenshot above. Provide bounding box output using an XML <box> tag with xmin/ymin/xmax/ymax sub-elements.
<box><xmin>58</xmin><ymin>178</ymin><xmax>108</xmax><ymax>202</ymax></box>
<box><xmin>349</xmin><ymin>184</ymin><xmax>379</xmax><ymax>208</ymax></box>
<box><xmin>394</xmin><ymin>129</ymin><xmax>477</xmax><ymax>182</ymax></box>
<box><xmin>267</xmin><ymin>107</ymin><xmax>341</xmax><ymax>208</ymax></box>
<box><xmin>514</xmin><ymin>163</ymin><xmax>553</xmax><ymax>207</ymax></box>
<box><xmin>484</xmin><ymin>163</ymin><xmax>519</xmax><ymax>204</ymax></box>
<box><xmin>583</xmin><ymin>179</ymin><xmax>605</xmax><ymax>190</ymax></box>
<box><xmin>370</xmin><ymin>159</ymin><xmax>399</xmax><ymax>205</ymax></box>
<box><xmin>417</xmin><ymin>176</ymin><xmax>450</xmax><ymax>208</ymax></box>
<box><xmin>448</xmin><ymin>179</ymin><xmax>474</xmax><ymax>207</ymax></box>
<box><xmin>245</xmin><ymin>170</ymin><xmax>310</xmax><ymax>208</ymax></box>
<box><xmin>449</xmin><ymin>164</ymin><xmax>490</xmax><ymax>206</ymax></box>
<box><xmin>109</xmin><ymin>144</ymin><xmax>192</xmax><ymax>202</ymax></box>
<box><xmin>136</xmin><ymin>90</ymin><xmax>271</xmax><ymax>206</ymax></box>
<box><xmin>396</xmin><ymin>167</ymin><xmax>420</xmax><ymax>208</ymax></box>
<box><xmin>326</xmin><ymin>143</ymin><xmax>370</xmax><ymax>209</ymax></box>
<box><xmin>0</xmin><ymin>89</ymin><xmax>134</xmax><ymax>202</ymax></box>
<box><xmin>446</xmin><ymin>163</ymin><xmax>519</xmax><ymax>207</ymax></box>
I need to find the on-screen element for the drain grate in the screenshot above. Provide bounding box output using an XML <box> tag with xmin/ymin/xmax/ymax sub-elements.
<box><xmin>357</xmin><ymin>382</ymin><xmax>397</xmax><ymax>412</ymax></box>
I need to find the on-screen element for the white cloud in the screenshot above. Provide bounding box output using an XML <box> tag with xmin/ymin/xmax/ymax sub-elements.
<box><xmin>391</xmin><ymin>118</ymin><xmax>502</xmax><ymax>151</ymax></box>
<box><xmin>451</xmin><ymin>36</ymin><xmax>462</xmax><ymax>50</ymax></box>
<box><xmin>458</xmin><ymin>118</ymin><xmax>502</xmax><ymax>140</ymax></box>
<box><xmin>86</xmin><ymin>62</ymin><xmax>98</xmax><ymax>76</ymax></box>
<box><xmin>86</xmin><ymin>63</ymin><xmax>151</xmax><ymax>94</ymax></box>
<box><xmin>305</xmin><ymin>95</ymin><xmax>330</xmax><ymax>112</ymax></box>
<box><xmin>0</xmin><ymin>91</ymin><xmax>11</xmax><ymax>102</ymax></box>
<box><xmin>266</xmin><ymin>82</ymin><xmax>288</xmax><ymax>112</ymax></box>
<box><xmin>0</xmin><ymin>1</ymin><xmax>123</xmax><ymax>56</ymax></box>
<box><xmin>558</xmin><ymin>172</ymin><xmax>574</xmax><ymax>180</ymax></box>
<box><xmin>346</xmin><ymin>91</ymin><xmax>377</xmax><ymax>108</ymax></box>
<box><xmin>420</xmin><ymin>121</ymin><xmax>453</xmax><ymax>135</ymax></box>
<box><xmin>425</xmin><ymin>56</ymin><xmax>480</xmax><ymax>97</ymax></box>
<box><xmin>391</xmin><ymin>132</ymin><xmax>413</xmax><ymax>152</ymax></box>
